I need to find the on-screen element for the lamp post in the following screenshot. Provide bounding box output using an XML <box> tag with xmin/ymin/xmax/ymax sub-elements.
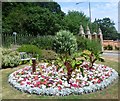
<box><xmin>76</xmin><ymin>1</ymin><xmax>92</xmax><ymax>23</ymax></box>
<box><xmin>13</xmin><ymin>32</ymin><xmax>17</xmax><ymax>45</ymax></box>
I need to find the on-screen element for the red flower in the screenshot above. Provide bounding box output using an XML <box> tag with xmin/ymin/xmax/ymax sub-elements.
<box><xmin>104</xmin><ymin>66</ymin><xmax>107</xmax><ymax>68</ymax></box>
<box><xmin>59</xmin><ymin>80</ymin><xmax>62</xmax><ymax>85</ymax></box>
<box><xmin>88</xmin><ymin>78</ymin><xmax>92</xmax><ymax>81</ymax></box>
<box><xmin>41</xmin><ymin>75</ymin><xmax>45</xmax><ymax>79</ymax></box>
<box><xmin>72</xmin><ymin>83</ymin><xmax>78</xmax><ymax>88</ymax></box>
<box><xmin>97</xmin><ymin>79</ymin><xmax>101</xmax><ymax>83</ymax></box>
<box><xmin>43</xmin><ymin>81</ymin><xmax>47</xmax><ymax>85</ymax></box>
<box><xmin>34</xmin><ymin>76</ymin><xmax>39</xmax><ymax>80</ymax></box>
<box><xmin>36</xmin><ymin>81</ymin><xmax>41</xmax><ymax>85</ymax></box>
<box><xmin>27</xmin><ymin>82</ymin><xmax>31</xmax><ymax>85</ymax></box>
<box><xmin>102</xmin><ymin>76</ymin><xmax>105</xmax><ymax>79</ymax></box>
<box><xmin>58</xmin><ymin>86</ymin><xmax>62</xmax><ymax>90</ymax></box>
<box><xmin>24</xmin><ymin>78</ymin><xmax>27</xmax><ymax>81</ymax></box>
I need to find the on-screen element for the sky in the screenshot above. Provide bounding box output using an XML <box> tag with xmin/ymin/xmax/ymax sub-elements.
<box><xmin>54</xmin><ymin>0</ymin><xmax>119</xmax><ymax>31</ymax></box>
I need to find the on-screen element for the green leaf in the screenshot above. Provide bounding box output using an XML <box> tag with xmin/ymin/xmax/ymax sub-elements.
<box><xmin>98</xmin><ymin>57</ymin><xmax>105</xmax><ymax>62</ymax></box>
<box><xmin>71</xmin><ymin>60</ymin><xmax>76</xmax><ymax>68</ymax></box>
<box><xmin>80</xmin><ymin>67</ymin><xmax>84</xmax><ymax>77</ymax></box>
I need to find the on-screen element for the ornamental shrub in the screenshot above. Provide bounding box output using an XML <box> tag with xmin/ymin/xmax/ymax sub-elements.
<box><xmin>104</xmin><ymin>45</ymin><xmax>113</xmax><ymax>50</ymax></box>
<box><xmin>41</xmin><ymin>50</ymin><xmax>57</xmax><ymax>60</ymax></box>
<box><xmin>115</xmin><ymin>46</ymin><xmax>120</xmax><ymax>50</ymax></box>
<box><xmin>81</xmin><ymin>50</ymin><xmax>104</xmax><ymax>68</ymax></box>
<box><xmin>53</xmin><ymin>30</ymin><xmax>77</xmax><ymax>55</ymax></box>
<box><xmin>17</xmin><ymin>45</ymin><xmax>41</xmax><ymax>58</ymax></box>
<box><xmin>76</xmin><ymin>36</ymin><xmax>102</xmax><ymax>53</ymax></box>
<box><xmin>104</xmin><ymin>46</ymin><xmax>108</xmax><ymax>50</ymax></box>
<box><xmin>30</xmin><ymin>35</ymin><xmax>54</xmax><ymax>50</ymax></box>
<box><xmin>86</xmin><ymin>39</ymin><xmax>102</xmax><ymax>54</ymax></box>
<box><xmin>107</xmin><ymin>45</ymin><xmax>113</xmax><ymax>50</ymax></box>
<box><xmin>76</xmin><ymin>36</ymin><xmax>88</xmax><ymax>51</ymax></box>
<box><xmin>1</xmin><ymin>48</ymin><xmax>21</xmax><ymax>68</ymax></box>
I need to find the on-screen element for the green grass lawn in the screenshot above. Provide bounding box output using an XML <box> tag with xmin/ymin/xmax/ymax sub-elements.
<box><xmin>1</xmin><ymin>58</ymin><xmax>119</xmax><ymax>99</ymax></box>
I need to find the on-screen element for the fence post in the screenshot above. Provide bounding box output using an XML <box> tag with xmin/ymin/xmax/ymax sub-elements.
<box><xmin>32</xmin><ymin>58</ymin><xmax>36</xmax><ymax>73</ymax></box>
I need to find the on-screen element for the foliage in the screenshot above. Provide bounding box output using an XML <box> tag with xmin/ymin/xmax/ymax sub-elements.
<box><xmin>86</xmin><ymin>39</ymin><xmax>102</xmax><ymax>54</ymax></box>
<box><xmin>76</xmin><ymin>36</ymin><xmax>102</xmax><ymax>53</ymax></box>
<box><xmin>35</xmin><ymin>2</ymin><xmax>65</xmax><ymax>16</ymax></box>
<box><xmin>107</xmin><ymin>45</ymin><xmax>113</xmax><ymax>50</ymax></box>
<box><xmin>53</xmin><ymin>30</ymin><xmax>77</xmax><ymax>55</ymax></box>
<box><xmin>41</xmin><ymin>50</ymin><xmax>57</xmax><ymax>60</ymax></box>
<box><xmin>19</xmin><ymin>52</ymin><xmax>30</xmax><ymax>59</ymax></box>
<box><xmin>76</xmin><ymin>36</ymin><xmax>89</xmax><ymax>51</ymax></box>
<box><xmin>81</xmin><ymin>50</ymin><xmax>104</xmax><ymax>68</ymax></box>
<box><xmin>2</xmin><ymin>34</ymin><xmax>35</xmax><ymax>48</ymax></box>
<box><xmin>1</xmin><ymin>48</ymin><xmax>21</xmax><ymax>68</ymax></box>
<box><xmin>62</xmin><ymin>11</ymin><xmax>90</xmax><ymax>35</ymax></box>
<box><xmin>30</xmin><ymin>35</ymin><xmax>54</xmax><ymax>50</ymax></box>
<box><xmin>115</xmin><ymin>46</ymin><xmax>120</xmax><ymax>50</ymax></box>
<box><xmin>62</xmin><ymin>11</ymin><xmax>99</xmax><ymax>35</ymax></box>
<box><xmin>54</xmin><ymin>55</ymin><xmax>84</xmax><ymax>83</ymax></box>
<box><xmin>17</xmin><ymin>45</ymin><xmax>41</xmax><ymax>58</ymax></box>
<box><xmin>104</xmin><ymin>45</ymin><xmax>113</xmax><ymax>50</ymax></box>
<box><xmin>2</xmin><ymin>2</ymin><xmax>64</xmax><ymax>36</ymax></box>
<box><xmin>94</xmin><ymin>18</ymin><xmax>119</xmax><ymax>40</ymax></box>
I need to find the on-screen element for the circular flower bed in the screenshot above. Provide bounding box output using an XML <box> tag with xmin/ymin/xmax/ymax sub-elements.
<box><xmin>8</xmin><ymin>62</ymin><xmax>118</xmax><ymax>96</ymax></box>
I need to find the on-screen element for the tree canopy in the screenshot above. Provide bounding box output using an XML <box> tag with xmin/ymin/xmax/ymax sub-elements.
<box><xmin>94</xmin><ymin>18</ymin><xmax>119</xmax><ymax>40</ymax></box>
<box><xmin>2</xmin><ymin>2</ymin><xmax>65</xmax><ymax>36</ymax></box>
<box><xmin>61</xmin><ymin>11</ymin><xmax>99</xmax><ymax>35</ymax></box>
<box><xmin>2</xmin><ymin>2</ymin><xmax>119</xmax><ymax>40</ymax></box>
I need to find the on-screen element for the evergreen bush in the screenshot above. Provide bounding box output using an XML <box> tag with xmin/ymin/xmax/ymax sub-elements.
<box><xmin>53</xmin><ymin>30</ymin><xmax>77</xmax><ymax>55</ymax></box>
<box><xmin>17</xmin><ymin>45</ymin><xmax>41</xmax><ymax>58</ymax></box>
<box><xmin>30</xmin><ymin>35</ymin><xmax>54</xmax><ymax>50</ymax></box>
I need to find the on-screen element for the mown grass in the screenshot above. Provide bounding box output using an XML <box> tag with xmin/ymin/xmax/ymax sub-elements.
<box><xmin>1</xmin><ymin>57</ymin><xmax>119</xmax><ymax>100</ymax></box>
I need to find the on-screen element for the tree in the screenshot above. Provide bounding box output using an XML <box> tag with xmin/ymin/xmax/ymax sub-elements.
<box><xmin>2</xmin><ymin>2</ymin><xmax>64</xmax><ymax>36</ymax></box>
<box><xmin>94</xmin><ymin>18</ymin><xmax>118</xmax><ymax>40</ymax></box>
<box><xmin>62</xmin><ymin>11</ymin><xmax>99</xmax><ymax>35</ymax></box>
<box><xmin>62</xmin><ymin>11</ymin><xmax>90</xmax><ymax>35</ymax></box>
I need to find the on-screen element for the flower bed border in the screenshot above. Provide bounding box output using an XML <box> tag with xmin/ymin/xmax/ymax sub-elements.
<box><xmin>8</xmin><ymin>64</ymin><xmax>118</xmax><ymax>96</ymax></box>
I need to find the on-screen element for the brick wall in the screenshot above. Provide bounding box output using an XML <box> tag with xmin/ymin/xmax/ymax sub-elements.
<box><xmin>103</xmin><ymin>40</ymin><xmax>120</xmax><ymax>49</ymax></box>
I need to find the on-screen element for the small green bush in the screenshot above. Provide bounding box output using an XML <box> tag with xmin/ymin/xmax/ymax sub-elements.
<box><xmin>115</xmin><ymin>46</ymin><xmax>120</xmax><ymax>50</ymax></box>
<box><xmin>103</xmin><ymin>45</ymin><xmax>113</xmax><ymax>50</ymax></box>
<box><xmin>1</xmin><ymin>48</ymin><xmax>21</xmax><ymax>68</ymax></box>
<box><xmin>86</xmin><ymin>39</ymin><xmax>102</xmax><ymax>54</ymax></box>
<box><xmin>17</xmin><ymin>45</ymin><xmax>41</xmax><ymax>58</ymax></box>
<box><xmin>41</xmin><ymin>50</ymin><xmax>57</xmax><ymax>60</ymax></box>
<box><xmin>30</xmin><ymin>35</ymin><xmax>54</xmax><ymax>50</ymax></box>
<box><xmin>104</xmin><ymin>46</ymin><xmax>108</xmax><ymax>50</ymax></box>
<box><xmin>53</xmin><ymin>30</ymin><xmax>77</xmax><ymax>55</ymax></box>
<box><xmin>76</xmin><ymin>36</ymin><xmax>102</xmax><ymax>53</ymax></box>
<box><xmin>76</xmin><ymin>36</ymin><xmax>88</xmax><ymax>51</ymax></box>
<box><xmin>107</xmin><ymin>45</ymin><xmax>113</xmax><ymax>50</ymax></box>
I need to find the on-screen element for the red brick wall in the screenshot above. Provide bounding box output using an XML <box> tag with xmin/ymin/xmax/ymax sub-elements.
<box><xmin>103</xmin><ymin>40</ymin><xmax>120</xmax><ymax>49</ymax></box>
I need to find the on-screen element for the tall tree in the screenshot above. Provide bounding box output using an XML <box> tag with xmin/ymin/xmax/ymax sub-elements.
<box><xmin>94</xmin><ymin>18</ymin><xmax>118</xmax><ymax>40</ymax></box>
<box><xmin>62</xmin><ymin>11</ymin><xmax>98</xmax><ymax>35</ymax></box>
<box><xmin>2</xmin><ymin>2</ymin><xmax>65</xmax><ymax>36</ymax></box>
